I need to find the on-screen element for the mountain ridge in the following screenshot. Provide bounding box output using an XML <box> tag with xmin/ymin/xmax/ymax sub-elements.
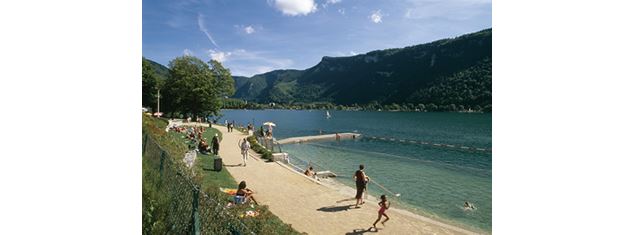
<box><xmin>231</xmin><ymin>28</ymin><xmax>491</xmax><ymax>110</ymax></box>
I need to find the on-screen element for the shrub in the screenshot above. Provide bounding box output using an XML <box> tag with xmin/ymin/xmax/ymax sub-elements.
<box><xmin>247</xmin><ymin>135</ymin><xmax>273</xmax><ymax>161</ymax></box>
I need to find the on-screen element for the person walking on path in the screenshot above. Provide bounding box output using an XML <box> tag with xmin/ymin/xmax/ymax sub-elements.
<box><xmin>212</xmin><ymin>133</ymin><xmax>220</xmax><ymax>156</ymax></box>
<box><xmin>240</xmin><ymin>138</ymin><xmax>251</xmax><ymax>166</ymax></box>
<box><xmin>247</xmin><ymin>123</ymin><xmax>254</xmax><ymax>136</ymax></box>
<box><xmin>353</xmin><ymin>164</ymin><xmax>370</xmax><ymax>208</ymax></box>
<box><xmin>372</xmin><ymin>195</ymin><xmax>391</xmax><ymax>229</ymax></box>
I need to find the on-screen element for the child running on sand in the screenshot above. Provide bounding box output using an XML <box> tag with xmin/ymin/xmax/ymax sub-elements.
<box><xmin>373</xmin><ymin>195</ymin><xmax>390</xmax><ymax>229</ymax></box>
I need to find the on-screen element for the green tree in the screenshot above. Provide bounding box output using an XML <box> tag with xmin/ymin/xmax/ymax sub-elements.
<box><xmin>142</xmin><ymin>58</ymin><xmax>161</xmax><ymax>111</ymax></box>
<box><xmin>208</xmin><ymin>60</ymin><xmax>235</xmax><ymax>98</ymax></box>
<box><xmin>417</xmin><ymin>103</ymin><xmax>426</xmax><ymax>111</ymax></box>
<box><xmin>163</xmin><ymin>56</ymin><xmax>233</xmax><ymax>117</ymax></box>
<box><xmin>388</xmin><ymin>103</ymin><xmax>401</xmax><ymax>111</ymax></box>
<box><xmin>427</xmin><ymin>103</ymin><xmax>438</xmax><ymax>111</ymax></box>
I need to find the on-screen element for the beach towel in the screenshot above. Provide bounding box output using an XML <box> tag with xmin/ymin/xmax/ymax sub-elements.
<box><xmin>220</xmin><ymin>187</ymin><xmax>237</xmax><ymax>195</ymax></box>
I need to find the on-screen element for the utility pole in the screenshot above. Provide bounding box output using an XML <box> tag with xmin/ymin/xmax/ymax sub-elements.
<box><xmin>156</xmin><ymin>88</ymin><xmax>160</xmax><ymax>115</ymax></box>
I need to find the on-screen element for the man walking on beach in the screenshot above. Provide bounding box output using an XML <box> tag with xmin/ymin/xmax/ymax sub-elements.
<box><xmin>353</xmin><ymin>164</ymin><xmax>370</xmax><ymax>208</ymax></box>
<box><xmin>240</xmin><ymin>138</ymin><xmax>250</xmax><ymax>166</ymax></box>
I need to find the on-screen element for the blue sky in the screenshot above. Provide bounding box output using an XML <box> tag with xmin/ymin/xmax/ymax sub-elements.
<box><xmin>143</xmin><ymin>0</ymin><xmax>491</xmax><ymax>77</ymax></box>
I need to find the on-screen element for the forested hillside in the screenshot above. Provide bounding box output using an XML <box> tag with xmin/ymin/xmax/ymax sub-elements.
<box><xmin>232</xmin><ymin>28</ymin><xmax>492</xmax><ymax>111</ymax></box>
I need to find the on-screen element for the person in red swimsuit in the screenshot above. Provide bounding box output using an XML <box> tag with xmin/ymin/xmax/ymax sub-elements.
<box><xmin>373</xmin><ymin>195</ymin><xmax>391</xmax><ymax>229</ymax></box>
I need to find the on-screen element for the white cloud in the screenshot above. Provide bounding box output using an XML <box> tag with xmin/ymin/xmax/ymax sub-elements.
<box><xmin>349</xmin><ymin>51</ymin><xmax>358</xmax><ymax>56</ymax></box>
<box><xmin>197</xmin><ymin>13</ymin><xmax>219</xmax><ymax>48</ymax></box>
<box><xmin>272</xmin><ymin>0</ymin><xmax>317</xmax><ymax>16</ymax></box>
<box><xmin>207</xmin><ymin>49</ymin><xmax>294</xmax><ymax>76</ymax></box>
<box><xmin>208</xmin><ymin>50</ymin><xmax>231</xmax><ymax>62</ymax></box>
<box><xmin>226</xmin><ymin>49</ymin><xmax>293</xmax><ymax>68</ymax></box>
<box><xmin>403</xmin><ymin>0</ymin><xmax>491</xmax><ymax>20</ymax></box>
<box><xmin>183</xmin><ymin>49</ymin><xmax>194</xmax><ymax>56</ymax></box>
<box><xmin>338</xmin><ymin>8</ymin><xmax>345</xmax><ymax>15</ymax></box>
<box><xmin>244</xmin><ymin>25</ymin><xmax>255</xmax><ymax>34</ymax></box>
<box><xmin>232</xmin><ymin>66</ymin><xmax>276</xmax><ymax>77</ymax></box>
<box><xmin>370</xmin><ymin>10</ymin><xmax>383</xmax><ymax>23</ymax></box>
<box><xmin>255</xmin><ymin>66</ymin><xmax>274</xmax><ymax>74</ymax></box>
<box><xmin>322</xmin><ymin>0</ymin><xmax>342</xmax><ymax>8</ymax></box>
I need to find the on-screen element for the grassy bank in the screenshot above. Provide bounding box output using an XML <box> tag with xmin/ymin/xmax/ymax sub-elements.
<box><xmin>142</xmin><ymin>114</ymin><xmax>302</xmax><ymax>234</ymax></box>
<box><xmin>167</xmin><ymin>124</ymin><xmax>237</xmax><ymax>190</ymax></box>
<box><xmin>195</xmin><ymin>126</ymin><xmax>237</xmax><ymax>190</ymax></box>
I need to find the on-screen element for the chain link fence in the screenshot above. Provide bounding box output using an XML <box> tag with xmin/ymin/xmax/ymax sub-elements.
<box><xmin>143</xmin><ymin>132</ymin><xmax>254</xmax><ymax>235</ymax></box>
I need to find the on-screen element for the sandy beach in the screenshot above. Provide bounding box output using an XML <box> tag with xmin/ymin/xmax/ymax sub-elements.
<box><xmin>205</xmin><ymin>124</ymin><xmax>482</xmax><ymax>235</ymax></box>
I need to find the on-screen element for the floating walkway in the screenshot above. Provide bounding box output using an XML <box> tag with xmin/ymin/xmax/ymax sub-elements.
<box><xmin>276</xmin><ymin>133</ymin><xmax>361</xmax><ymax>144</ymax></box>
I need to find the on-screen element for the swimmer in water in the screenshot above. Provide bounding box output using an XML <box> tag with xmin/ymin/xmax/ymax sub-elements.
<box><xmin>464</xmin><ymin>201</ymin><xmax>475</xmax><ymax>210</ymax></box>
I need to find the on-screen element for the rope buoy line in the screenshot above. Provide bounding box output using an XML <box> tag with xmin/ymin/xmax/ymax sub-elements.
<box><xmin>307</xmin><ymin>143</ymin><xmax>490</xmax><ymax>173</ymax></box>
<box><xmin>365</xmin><ymin>136</ymin><xmax>491</xmax><ymax>153</ymax></box>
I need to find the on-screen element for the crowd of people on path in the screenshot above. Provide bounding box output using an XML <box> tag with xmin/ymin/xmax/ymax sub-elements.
<box><xmin>182</xmin><ymin>116</ymin><xmax>208</xmax><ymax>124</ymax></box>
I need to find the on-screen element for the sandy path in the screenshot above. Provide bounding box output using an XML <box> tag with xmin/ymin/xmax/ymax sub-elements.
<box><xmin>212</xmin><ymin>124</ymin><xmax>481</xmax><ymax>235</ymax></box>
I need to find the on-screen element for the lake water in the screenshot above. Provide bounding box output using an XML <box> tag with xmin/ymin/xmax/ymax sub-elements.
<box><xmin>218</xmin><ymin>109</ymin><xmax>492</xmax><ymax>232</ymax></box>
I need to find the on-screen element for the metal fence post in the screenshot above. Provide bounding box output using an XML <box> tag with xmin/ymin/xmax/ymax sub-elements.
<box><xmin>142</xmin><ymin>134</ymin><xmax>148</xmax><ymax>156</ymax></box>
<box><xmin>191</xmin><ymin>187</ymin><xmax>200</xmax><ymax>235</ymax></box>
<box><xmin>159</xmin><ymin>150</ymin><xmax>166</xmax><ymax>176</ymax></box>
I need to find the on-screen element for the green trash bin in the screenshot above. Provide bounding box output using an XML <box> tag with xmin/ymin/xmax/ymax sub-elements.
<box><xmin>214</xmin><ymin>158</ymin><xmax>223</xmax><ymax>171</ymax></box>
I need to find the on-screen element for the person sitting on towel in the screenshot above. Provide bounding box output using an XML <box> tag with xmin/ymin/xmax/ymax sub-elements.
<box><xmin>236</xmin><ymin>181</ymin><xmax>256</xmax><ymax>205</ymax></box>
<box><xmin>198</xmin><ymin>139</ymin><xmax>210</xmax><ymax>154</ymax></box>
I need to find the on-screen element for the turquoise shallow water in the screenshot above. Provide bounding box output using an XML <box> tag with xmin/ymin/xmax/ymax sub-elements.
<box><xmin>218</xmin><ymin>110</ymin><xmax>491</xmax><ymax>232</ymax></box>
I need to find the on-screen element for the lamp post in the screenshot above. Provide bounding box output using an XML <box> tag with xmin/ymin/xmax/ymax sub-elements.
<box><xmin>156</xmin><ymin>88</ymin><xmax>160</xmax><ymax>117</ymax></box>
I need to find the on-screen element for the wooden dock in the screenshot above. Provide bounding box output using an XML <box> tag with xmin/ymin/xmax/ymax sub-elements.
<box><xmin>276</xmin><ymin>133</ymin><xmax>361</xmax><ymax>144</ymax></box>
